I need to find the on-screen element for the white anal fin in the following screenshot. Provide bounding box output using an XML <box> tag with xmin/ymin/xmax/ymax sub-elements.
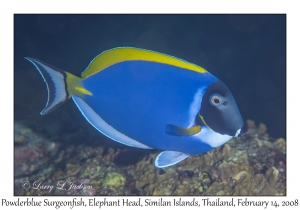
<box><xmin>155</xmin><ymin>151</ymin><xmax>189</xmax><ymax>168</ymax></box>
<box><xmin>25</xmin><ymin>57</ymin><xmax>69</xmax><ymax>115</ymax></box>
<box><xmin>72</xmin><ymin>96</ymin><xmax>152</xmax><ymax>149</ymax></box>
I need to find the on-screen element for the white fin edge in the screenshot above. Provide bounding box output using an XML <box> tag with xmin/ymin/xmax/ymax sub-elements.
<box><xmin>155</xmin><ymin>151</ymin><xmax>189</xmax><ymax>168</ymax></box>
<box><xmin>72</xmin><ymin>96</ymin><xmax>152</xmax><ymax>149</ymax></box>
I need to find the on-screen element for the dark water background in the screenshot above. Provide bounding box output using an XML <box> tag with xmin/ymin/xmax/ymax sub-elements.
<box><xmin>14</xmin><ymin>14</ymin><xmax>286</xmax><ymax>141</ymax></box>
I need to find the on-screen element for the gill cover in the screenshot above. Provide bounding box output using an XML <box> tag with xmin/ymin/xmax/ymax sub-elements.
<box><xmin>198</xmin><ymin>80</ymin><xmax>244</xmax><ymax>136</ymax></box>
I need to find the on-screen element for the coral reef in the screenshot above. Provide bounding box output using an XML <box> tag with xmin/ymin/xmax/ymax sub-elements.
<box><xmin>14</xmin><ymin>119</ymin><xmax>286</xmax><ymax>196</ymax></box>
<box><xmin>14</xmin><ymin>122</ymin><xmax>60</xmax><ymax>178</ymax></box>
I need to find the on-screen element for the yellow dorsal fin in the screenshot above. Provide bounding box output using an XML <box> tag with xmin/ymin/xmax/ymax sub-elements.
<box><xmin>81</xmin><ymin>47</ymin><xmax>207</xmax><ymax>78</ymax></box>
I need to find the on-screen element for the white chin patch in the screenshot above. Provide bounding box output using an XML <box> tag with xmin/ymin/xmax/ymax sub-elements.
<box><xmin>196</xmin><ymin>126</ymin><xmax>233</xmax><ymax>148</ymax></box>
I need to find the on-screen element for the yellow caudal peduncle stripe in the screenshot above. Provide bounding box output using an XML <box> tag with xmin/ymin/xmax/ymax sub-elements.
<box><xmin>81</xmin><ymin>47</ymin><xmax>207</xmax><ymax>78</ymax></box>
<box><xmin>66</xmin><ymin>72</ymin><xmax>92</xmax><ymax>97</ymax></box>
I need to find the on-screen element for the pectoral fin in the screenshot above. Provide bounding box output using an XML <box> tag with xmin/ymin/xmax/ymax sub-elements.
<box><xmin>165</xmin><ymin>124</ymin><xmax>201</xmax><ymax>136</ymax></box>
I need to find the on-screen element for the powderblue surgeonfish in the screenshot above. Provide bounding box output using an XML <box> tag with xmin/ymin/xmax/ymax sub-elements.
<box><xmin>25</xmin><ymin>47</ymin><xmax>246</xmax><ymax>168</ymax></box>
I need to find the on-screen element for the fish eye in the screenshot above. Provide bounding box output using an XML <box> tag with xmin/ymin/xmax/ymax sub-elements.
<box><xmin>210</xmin><ymin>94</ymin><xmax>223</xmax><ymax>106</ymax></box>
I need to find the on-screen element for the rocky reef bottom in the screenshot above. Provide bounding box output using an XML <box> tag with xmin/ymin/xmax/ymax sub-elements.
<box><xmin>14</xmin><ymin>120</ymin><xmax>286</xmax><ymax>196</ymax></box>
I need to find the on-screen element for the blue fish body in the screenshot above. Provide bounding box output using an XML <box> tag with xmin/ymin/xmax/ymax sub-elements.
<box><xmin>25</xmin><ymin>47</ymin><xmax>246</xmax><ymax>168</ymax></box>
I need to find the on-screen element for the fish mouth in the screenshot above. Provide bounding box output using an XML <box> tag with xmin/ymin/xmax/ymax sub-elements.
<box><xmin>236</xmin><ymin>124</ymin><xmax>248</xmax><ymax>137</ymax></box>
<box><xmin>234</xmin><ymin>129</ymin><xmax>241</xmax><ymax>137</ymax></box>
